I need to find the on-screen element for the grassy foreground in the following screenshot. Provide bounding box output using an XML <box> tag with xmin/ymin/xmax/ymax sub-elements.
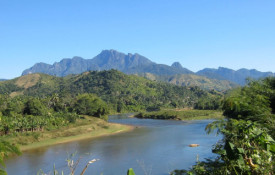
<box><xmin>3</xmin><ymin>116</ymin><xmax>133</xmax><ymax>151</ymax></box>
<box><xmin>135</xmin><ymin>109</ymin><xmax>224</xmax><ymax>120</ymax></box>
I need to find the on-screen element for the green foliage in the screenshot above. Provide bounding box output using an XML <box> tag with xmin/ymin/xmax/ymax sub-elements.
<box><xmin>0</xmin><ymin>140</ymin><xmax>21</xmax><ymax>174</ymax></box>
<box><xmin>223</xmin><ymin>78</ymin><xmax>275</xmax><ymax>136</ymax></box>
<box><xmin>65</xmin><ymin>113</ymin><xmax>78</xmax><ymax>123</ymax></box>
<box><xmin>135</xmin><ymin>110</ymin><xmax>223</xmax><ymax>120</ymax></box>
<box><xmin>1</xmin><ymin>96</ymin><xmax>24</xmax><ymax>117</ymax></box>
<box><xmin>171</xmin><ymin>159</ymin><xmax>225</xmax><ymax>175</ymax></box>
<box><xmin>175</xmin><ymin>78</ymin><xmax>275</xmax><ymax>175</ymax></box>
<box><xmin>23</xmin><ymin>98</ymin><xmax>46</xmax><ymax>116</ymax></box>
<box><xmin>127</xmin><ymin>168</ymin><xmax>135</xmax><ymax>175</ymax></box>
<box><xmin>146</xmin><ymin>104</ymin><xmax>161</xmax><ymax>112</ymax></box>
<box><xmin>0</xmin><ymin>111</ymin><xmax>81</xmax><ymax>136</ymax></box>
<box><xmin>173</xmin><ymin>119</ymin><xmax>275</xmax><ymax>175</ymax></box>
<box><xmin>0</xmin><ymin>81</ymin><xmax>23</xmax><ymax>95</ymax></box>
<box><xmin>135</xmin><ymin>111</ymin><xmax>178</xmax><ymax>120</ymax></box>
<box><xmin>0</xmin><ymin>70</ymin><xmax>222</xmax><ymax>112</ymax></box>
<box><xmin>194</xmin><ymin>91</ymin><xmax>222</xmax><ymax>110</ymax></box>
<box><xmin>70</xmin><ymin>70</ymin><xmax>194</xmax><ymax>111</ymax></box>
<box><xmin>0</xmin><ymin>92</ymin><xmax>108</xmax><ymax>136</ymax></box>
<box><xmin>215</xmin><ymin>120</ymin><xmax>273</xmax><ymax>174</ymax></box>
<box><xmin>140</xmin><ymin>73</ymin><xmax>238</xmax><ymax>92</ymax></box>
<box><xmin>23</xmin><ymin>74</ymin><xmax>62</xmax><ymax>97</ymax></box>
<box><xmin>74</xmin><ymin>93</ymin><xmax>109</xmax><ymax>117</ymax></box>
<box><xmin>223</xmin><ymin>78</ymin><xmax>274</xmax><ymax>118</ymax></box>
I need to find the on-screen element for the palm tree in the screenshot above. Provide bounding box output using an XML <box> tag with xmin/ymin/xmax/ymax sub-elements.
<box><xmin>0</xmin><ymin>140</ymin><xmax>21</xmax><ymax>174</ymax></box>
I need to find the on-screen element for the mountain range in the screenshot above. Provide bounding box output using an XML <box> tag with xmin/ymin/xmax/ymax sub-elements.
<box><xmin>22</xmin><ymin>50</ymin><xmax>274</xmax><ymax>88</ymax></box>
<box><xmin>22</xmin><ymin>50</ymin><xmax>192</xmax><ymax>77</ymax></box>
<box><xmin>197</xmin><ymin>67</ymin><xmax>275</xmax><ymax>85</ymax></box>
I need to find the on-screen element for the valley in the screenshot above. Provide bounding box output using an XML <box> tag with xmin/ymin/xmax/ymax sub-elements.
<box><xmin>1</xmin><ymin>68</ymin><xmax>274</xmax><ymax>175</ymax></box>
<box><xmin>2</xmin><ymin>1</ymin><xmax>275</xmax><ymax>174</ymax></box>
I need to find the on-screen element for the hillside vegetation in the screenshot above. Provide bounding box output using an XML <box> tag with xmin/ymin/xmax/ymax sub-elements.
<box><xmin>1</xmin><ymin>70</ymin><xmax>221</xmax><ymax>112</ymax></box>
<box><xmin>173</xmin><ymin>77</ymin><xmax>275</xmax><ymax>175</ymax></box>
<box><xmin>139</xmin><ymin>73</ymin><xmax>238</xmax><ymax>92</ymax></box>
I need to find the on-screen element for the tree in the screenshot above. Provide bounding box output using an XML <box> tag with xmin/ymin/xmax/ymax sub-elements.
<box><xmin>23</xmin><ymin>98</ymin><xmax>46</xmax><ymax>116</ymax></box>
<box><xmin>74</xmin><ymin>94</ymin><xmax>109</xmax><ymax>117</ymax></box>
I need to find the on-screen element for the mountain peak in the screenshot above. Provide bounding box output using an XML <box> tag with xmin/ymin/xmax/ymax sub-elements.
<box><xmin>72</xmin><ymin>56</ymin><xmax>84</xmax><ymax>60</ymax></box>
<box><xmin>171</xmin><ymin>62</ymin><xmax>183</xmax><ymax>69</ymax></box>
<box><xmin>100</xmin><ymin>49</ymin><xmax>123</xmax><ymax>55</ymax></box>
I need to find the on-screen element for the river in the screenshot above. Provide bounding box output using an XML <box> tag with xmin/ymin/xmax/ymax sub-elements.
<box><xmin>5</xmin><ymin>114</ymin><xmax>221</xmax><ymax>175</ymax></box>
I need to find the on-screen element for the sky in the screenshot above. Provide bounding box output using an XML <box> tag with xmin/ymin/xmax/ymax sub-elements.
<box><xmin>0</xmin><ymin>0</ymin><xmax>275</xmax><ymax>79</ymax></box>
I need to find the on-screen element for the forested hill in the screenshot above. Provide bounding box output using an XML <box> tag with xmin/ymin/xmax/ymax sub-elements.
<box><xmin>138</xmin><ymin>73</ymin><xmax>238</xmax><ymax>92</ymax></box>
<box><xmin>0</xmin><ymin>70</ymin><xmax>221</xmax><ymax>112</ymax></box>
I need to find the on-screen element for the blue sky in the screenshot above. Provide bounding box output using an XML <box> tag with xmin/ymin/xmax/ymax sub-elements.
<box><xmin>0</xmin><ymin>0</ymin><xmax>275</xmax><ymax>79</ymax></box>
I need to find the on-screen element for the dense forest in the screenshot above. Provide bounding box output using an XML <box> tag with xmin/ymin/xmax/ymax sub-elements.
<box><xmin>172</xmin><ymin>77</ymin><xmax>275</xmax><ymax>175</ymax></box>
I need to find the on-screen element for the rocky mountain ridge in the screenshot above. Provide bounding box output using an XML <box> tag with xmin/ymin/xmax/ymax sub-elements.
<box><xmin>22</xmin><ymin>49</ymin><xmax>274</xmax><ymax>86</ymax></box>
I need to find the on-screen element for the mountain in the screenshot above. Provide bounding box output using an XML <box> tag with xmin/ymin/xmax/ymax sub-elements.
<box><xmin>22</xmin><ymin>51</ymin><xmax>234</xmax><ymax>91</ymax></box>
<box><xmin>22</xmin><ymin>57</ymin><xmax>97</xmax><ymax>76</ymax></box>
<box><xmin>22</xmin><ymin>50</ymin><xmax>274</xmax><ymax>87</ymax></box>
<box><xmin>0</xmin><ymin>79</ymin><xmax>7</xmax><ymax>81</ymax></box>
<box><xmin>197</xmin><ymin>67</ymin><xmax>275</xmax><ymax>85</ymax></box>
<box><xmin>171</xmin><ymin>62</ymin><xmax>183</xmax><ymax>69</ymax></box>
<box><xmin>22</xmin><ymin>50</ymin><xmax>193</xmax><ymax>77</ymax></box>
<box><xmin>90</xmin><ymin>50</ymin><xmax>154</xmax><ymax>71</ymax></box>
<box><xmin>1</xmin><ymin>70</ymin><xmax>219</xmax><ymax>111</ymax></box>
<box><xmin>139</xmin><ymin>73</ymin><xmax>238</xmax><ymax>92</ymax></box>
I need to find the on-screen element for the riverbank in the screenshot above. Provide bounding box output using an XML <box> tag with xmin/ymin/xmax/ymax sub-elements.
<box><xmin>134</xmin><ymin>109</ymin><xmax>224</xmax><ymax>120</ymax></box>
<box><xmin>5</xmin><ymin>115</ymin><xmax>222</xmax><ymax>175</ymax></box>
<box><xmin>4</xmin><ymin>116</ymin><xmax>134</xmax><ymax>151</ymax></box>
